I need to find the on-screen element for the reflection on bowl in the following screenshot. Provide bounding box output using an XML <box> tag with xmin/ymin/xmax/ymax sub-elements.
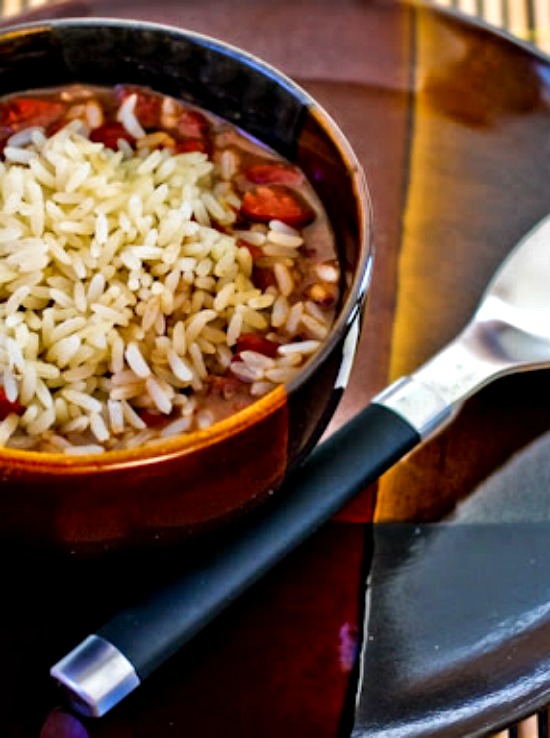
<box><xmin>0</xmin><ymin>18</ymin><xmax>372</xmax><ymax>551</ymax></box>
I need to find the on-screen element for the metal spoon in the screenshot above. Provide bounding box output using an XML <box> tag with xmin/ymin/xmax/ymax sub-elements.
<box><xmin>50</xmin><ymin>212</ymin><xmax>550</xmax><ymax>718</ymax></box>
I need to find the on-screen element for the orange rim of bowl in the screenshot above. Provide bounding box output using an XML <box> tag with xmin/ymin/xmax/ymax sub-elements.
<box><xmin>0</xmin><ymin>385</ymin><xmax>288</xmax><ymax>473</ymax></box>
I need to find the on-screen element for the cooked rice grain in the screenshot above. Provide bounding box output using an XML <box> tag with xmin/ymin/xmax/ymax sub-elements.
<box><xmin>0</xmin><ymin>99</ymin><xmax>337</xmax><ymax>452</ymax></box>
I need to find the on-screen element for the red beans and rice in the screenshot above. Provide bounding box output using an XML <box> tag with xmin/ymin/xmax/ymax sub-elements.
<box><xmin>0</xmin><ymin>85</ymin><xmax>339</xmax><ymax>453</ymax></box>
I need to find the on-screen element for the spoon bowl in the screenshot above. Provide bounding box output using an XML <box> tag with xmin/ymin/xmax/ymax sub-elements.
<box><xmin>378</xmin><ymin>212</ymin><xmax>550</xmax><ymax>437</ymax></box>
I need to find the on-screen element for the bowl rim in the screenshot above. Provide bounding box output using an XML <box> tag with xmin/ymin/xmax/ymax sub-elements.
<box><xmin>0</xmin><ymin>16</ymin><xmax>374</xmax><ymax>469</ymax></box>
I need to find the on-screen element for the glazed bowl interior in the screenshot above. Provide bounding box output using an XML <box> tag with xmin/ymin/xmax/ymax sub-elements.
<box><xmin>0</xmin><ymin>18</ymin><xmax>372</xmax><ymax>551</ymax></box>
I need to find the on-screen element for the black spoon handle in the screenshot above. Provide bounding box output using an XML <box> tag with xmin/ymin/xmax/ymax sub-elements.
<box><xmin>50</xmin><ymin>401</ymin><xmax>420</xmax><ymax>717</ymax></box>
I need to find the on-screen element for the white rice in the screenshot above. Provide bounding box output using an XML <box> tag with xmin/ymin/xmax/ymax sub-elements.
<box><xmin>0</xmin><ymin>92</ymin><xmax>338</xmax><ymax>453</ymax></box>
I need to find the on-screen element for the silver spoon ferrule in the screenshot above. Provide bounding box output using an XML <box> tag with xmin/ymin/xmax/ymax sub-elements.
<box><xmin>50</xmin><ymin>635</ymin><xmax>140</xmax><ymax>718</ymax></box>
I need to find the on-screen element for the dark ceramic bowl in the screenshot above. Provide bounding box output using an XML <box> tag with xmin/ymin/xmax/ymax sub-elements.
<box><xmin>0</xmin><ymin>18</ymin><xmax>372</xmax><ymax>551</ymax></box>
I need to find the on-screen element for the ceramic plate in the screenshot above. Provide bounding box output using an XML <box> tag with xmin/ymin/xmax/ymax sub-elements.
<box><xmin>4</xmin><ymin>1</ymin><xmax>550</xmax><ymax>736</ymax></box>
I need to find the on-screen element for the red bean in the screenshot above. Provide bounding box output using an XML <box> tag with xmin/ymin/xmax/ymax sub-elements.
<box><xmin>0</xmin><ymin>387</ymin><xmax>23</xmax><ymax>420</ymax></box>
<box><xmin>245</xmin><ymin>162</ymin><xmax>304</xmax><ymax>186</ymax></box>
<box><xmin>175</xmin><ymin>108</ymin><xmax>210</xmax><ymax>140</ymax></box>
<box><xmin>174</xmin><ymin>138</ymin><xmax>209</xmax><ymax>154</ymax></box>
<box><xmin>90</xmin><ymin>122</ymin><xmax>135</xmax><ymax>150</ymax></box>
<box><xmin>138</xmin><ymin>409</ymin><xmax>169</xmax><ymax>427</ymax></box>
<box><xmin>235</xmin><ymin>333</ymin><xmax>279</xmax><ymax>358</ymax></box>
<box><xmin>0</xmin><ymin>97</ymin><xmax>65</xmax><ymax>134</ymax></box>
<box><xmin>240</xmin><ymin>185</ymin><xmax>316</xmax><ymax>228</ymax></box>
<box><xmin>252</xmin><ymin>265</ymin><xmax>277</xmax><ymax>291</ymax></box>
<box><xmin>237</xmin><ymin>239</ymin><xmax>263</xmax><ymax>262</ymax></box>
<box><xmin>173</xmin><ymin>109</ymin><xmax>211</xmax><ymax>155</ymax></box>
<box><xmin>115</xmin><ymin>85</ymin><xmax>162</xmax><ymax>128</ymax></box>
